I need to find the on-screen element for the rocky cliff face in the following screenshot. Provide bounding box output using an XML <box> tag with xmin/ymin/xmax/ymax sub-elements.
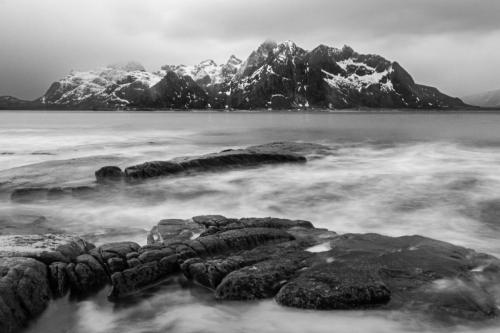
<box><xmin>33</xmin><ymin>41</ymin><xmax>468</xmax><ymax>110</ymax></box>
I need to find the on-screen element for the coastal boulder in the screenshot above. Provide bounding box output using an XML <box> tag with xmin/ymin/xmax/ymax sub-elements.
<box><xmin>0</xmin><ymin>234</ymin><xmax>94</xmax><ymax>264</ymax></box>
<box><xmin>95</xmin><ymin>166</ymin><xmax>124</xmax><ymax>184</ymax></box>
<box><xmin>0</xmin><ymin>257</ymin><xmax>51</xmax><ymax>333</ymax></box>
<box><xmin>275</xmin><ymin>263</ymin><xmax>391</xmax><ymax>309</ymax></box>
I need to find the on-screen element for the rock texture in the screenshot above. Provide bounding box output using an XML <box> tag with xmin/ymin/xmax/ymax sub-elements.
<box><xmin>112</xmin><ymin>215</ymin><xmax>500</xmax><ymax>320</ymax></box>
<box><xmin>0</xmin><ymin>235</ymin><xmax>97</xmax><ymax>332</ymax></box>
<box><xmin>94</xmin><ymin>142</ymin><xmax>314</xmax><ymax>183</ymax></box>
<box><xmin>0</xmin><ymin>257</ymin><xmax>50</xmax><ymax>333</ymax></box>
<box><xmin>1</xmin><ymin>215</ymin><xmax>499</xmax><ymax>332</ymax></box>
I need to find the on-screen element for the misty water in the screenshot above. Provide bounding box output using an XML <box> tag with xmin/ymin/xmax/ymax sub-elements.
<box><xmin>2</xmin><ymin>111</ymin><xmax>500</xmax><ymax>332</ymax></box>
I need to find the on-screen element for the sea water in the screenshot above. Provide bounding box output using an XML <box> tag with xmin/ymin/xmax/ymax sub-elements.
<box><xmin>2</xmin><ymin>111</ymin><xmax>500</xmax><ymax>332</ymax></box>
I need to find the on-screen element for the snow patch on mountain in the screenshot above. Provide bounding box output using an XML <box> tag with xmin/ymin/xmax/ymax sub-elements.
<box><xmin>323</xmin><ymin>61</ymin><xmax>394</xmax><ymax>92</ymax></box>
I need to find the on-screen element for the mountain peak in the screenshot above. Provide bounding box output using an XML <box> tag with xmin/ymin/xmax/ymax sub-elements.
<box><xmin>108</xmin><ymin>61</ymin><xmax>146</xmax><ymax>72</ymax></box>
<box><xmin>199</xmin><ymin>59</ymin><xmax>217</xmax><ymax>67</ymax></box>
<box><xmin>276</xmin><ymin>40</ymin><xmax>298</xmax><ymax>51</ymax></box>
<box><xmin>227</xmin><ymin>54</ymin><xmax>242</xmax><ymax>66</ymax></box>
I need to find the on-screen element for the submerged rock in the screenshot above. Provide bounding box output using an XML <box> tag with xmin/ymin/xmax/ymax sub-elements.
<box><xmin>123</xmin><ymin>150</ymin><xmax>306</xmax><ymax>181</ymax></box>
<box><xmin>95</xmin><ymin>142</ymin><xmax>322</xmax><ymax>183</ymax></box>
<box><xmin>95</xmin><ymin>166</ymin><xmax>124</xmax><ymax>184</ymax></box>
<box><xmin>10</xmin><ymin>186</ymin><xmax>99</xmax><ymax>203</ymax></box>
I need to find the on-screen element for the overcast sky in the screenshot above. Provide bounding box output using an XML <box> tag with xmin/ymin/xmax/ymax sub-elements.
<box><xmin>1</xmin><ymin>0</ymin><xmax>499</xmax><ymax>99</ymax></box>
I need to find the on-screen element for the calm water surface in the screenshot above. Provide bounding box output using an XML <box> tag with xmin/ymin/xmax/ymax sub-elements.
<box><xmin>2</xmin><ymin>111</ymin><xmax>500</xmax><ymax>333</ymax></box>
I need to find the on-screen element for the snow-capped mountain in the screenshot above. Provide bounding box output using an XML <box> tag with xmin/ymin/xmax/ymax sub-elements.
<box><xmin>462</xmin><ymin>89</ymin><xmax>500</xmax><ymax>108</ymax></box>
<box><xmin>41</xmin><ymin>62</ymin><xmax>164</xmax><ymax>108</ymax></box>
<box><xmin>161</xmin><ymin>55</ymin><xmax>242</xmax><ymax>86</ymax></box>
<box><xmin>222</xmin><ymin>41</ymin><xmax>466</xmax><ymax>109</ymax></box>
<box><xmin>29</xmin><ymin>41</ymin><xmax>468</xmax><ymax>110</ymax></box>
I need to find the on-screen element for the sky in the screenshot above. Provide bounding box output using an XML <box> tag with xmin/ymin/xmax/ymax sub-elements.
<box><xmin>0</xmin><ymin>0</ymin><xmax>499</xmax><ymax>99</ymax></box>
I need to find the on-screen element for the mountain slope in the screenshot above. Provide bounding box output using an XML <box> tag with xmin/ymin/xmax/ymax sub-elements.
<box><xmin>32</xmin><ymin>41</ymin><xmax>468</xmax><ymax>110</ymax></box>
<box><xmin>41</xmin><ymin>62</ymin><xmax>164</xmax><ymax>109</ymax></box>
<box><xmin>0</xmin><ymin>96</ymin><xmax>42</xmax><ymax>109</ymax></box>
<box><xmin>462</xmin><ymin>89</ymin><xmax>500</xmax><ymax>108</ymax></box>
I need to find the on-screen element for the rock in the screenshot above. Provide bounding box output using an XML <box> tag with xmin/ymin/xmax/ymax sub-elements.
<box><xmin>199</xmin><ymin>217</ymin><xmax>314</xmax><ymax>236</ymax></box>
<box><xmin>94</xmin><ymin>242</ymin><xmax>140</xmax><ymax>262</ymax></box>
<box><xmin>108</xmin><ymin>226</ymin><xmax>295</xmax><ymax>299</ymax></box>
<box><xmin>48</xmin><ymin>262</ymin><xmax>69</xmax><ymax>298</ymax></box>
<box><xmin>0</xmin><ymin>257</ymin><xmax>51</xmax><ymax>333</ymax></box>
<box><xmin>66</xmin><ymin>254</ymin><xmax>108</xmax><ymax>295</ymax></box>
<box><xmin>192</xmin><ymin>215</ymin><xmax>232</xmax><ymax>228</ymax></box>
<box><xmin>180</xmin><ymin>242</ymin><xmax>300</xmax><ymax>289</ymax></box>
<box><xmin>95</xmin><ymin>166</ymin><xmax>124</xmax><ymax>184</ymax></box>
<box><xmin>70</xmin><ymin>186</ymin><xmax>98</xmax><ymax>199</ymax></box>
<box><xmin>2</xmin><ymin>215</ymin><xmax>499</xmax><ymax>329</ymax></box>
<box><xmin>10</xmin><ymin>186</ymin><xmax>98</xmax><ymax>202</ymax></box>
<box><xmin>120</xmin><ymin>146</ymin><xmax>306</xmax><ymax>182</ymax></box>
<box><xmin>275</xmin><ymin>263</ymin><xmax>391</xmax><ymax>309</ymax></box>
<box><xmin>10</xmin><ymin>188</ymin><xmax>49</xmax><ymax>202</ymax></box>
<box><xmin>94</xmin><ymin>143</ymin><xmax>335</xmax><ymax>184</ymax></box>
<box><xmin>215</xmin><ymin>252</ymin><xmax>310</xmax><ymax>300</ymax></box>
<box><xmin>147</xmin><ymin>219</ymin><xmax>203</xmax><ymax>245</ymax></box>
<box><xmin>247</xmin><ymin>142</ymin><xmax>332</xmax><ymax>157</ymax></box>
<box><xmin>109</xmin><ymin>261</ymin><xmax>163</xmax><ymax>300</ymax></box>
<box><xmin>0</xmin><ymin>234</ymin><xmax>94</xmax><ymax>264</ymax></box>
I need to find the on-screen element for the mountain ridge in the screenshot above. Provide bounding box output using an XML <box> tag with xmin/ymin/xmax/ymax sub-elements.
<box><xmin>1</xmin><ymin>40</ymin><xmax>472</xmax><ymax>110</ymax></box>
<box><xmin>462</xmin><ymin>88</ymin><xmax>500</xmax><ymax>108</ymax></box>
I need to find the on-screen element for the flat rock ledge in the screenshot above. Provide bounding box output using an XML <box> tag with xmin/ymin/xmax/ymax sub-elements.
<box><xmin>94</xmin><ymin>142</ymin><xmax>330</xmax><ymax>183</ymax></box>
<box><xmin>2</xmin><ymin>216</ymin><xmax>500</xmax><ymax>332</ymax></box>
<box><xmin>9</xmin><ymin>142</ymin><xmax>330</xmax><ymax>203</ymax></box>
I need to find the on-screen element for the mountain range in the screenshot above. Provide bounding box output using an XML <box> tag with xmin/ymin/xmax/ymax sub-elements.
<box><xmin>462</xmin><ymin>89</ymin><xmax>500</xmax><ymax>108</ymax></box>
<box><xmin>0</xmin><ymin>40</ymin><xmax>473</xmax><ymax>110</ymax></box>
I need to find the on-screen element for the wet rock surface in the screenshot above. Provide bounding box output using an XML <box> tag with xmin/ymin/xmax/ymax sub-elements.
<box><xmin>1</xmin><ymin>215</ymin><xmax>500</xmax><ymax>332</ymax></box>
<box><xmin>0</xmin><ymin>257</ymin><xmax>50</xmax><ymax>333</ymax></box>
<box><xmin>94</xmin><ymin>142</ymin><xmax>323</xmax><ymax>183</ymax></box>
<box><xmin>8</xmin><ymin>142</ymin><xmax>326</xmax><ymax>202</ymax></box>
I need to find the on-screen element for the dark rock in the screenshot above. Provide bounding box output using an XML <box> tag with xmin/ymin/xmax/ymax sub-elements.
<box><xmin>147</xmin><ymin>219</ymin><xmax>203</xmax><ymax>245</ymax></box>
<box><xmin>276</xmin><ymin>263</ymin><xmax>391</xmax><ymax>309</ymax></box>
<box><xmin>10</xmin><ymin>186</ymin><xmax>100</xmax><ymax>202</ymax></box>
<box><xmin>107</xmin><ymin>257</ymin><xmax>127</xmax><ymax>273</ymax></box>
<box><xmin>122</xmin><ymin>147</ymin><xmax>306</xmax><ymax>182</ymax></box>
<box><xmin>46</xmin><ymin>187</ymin><xmax>71</xmax><ymax>200</ymax></box>
<box><xmin>95</xmin><ymin>166</ymin><xmax>124</xmax><ymax>184</ymax></box>
<box><xmin>0</xmin><ymin>257</ymin><xmax>51</xmax><ymax>333</ymax></box>
<box><xmin>10</xmin><ymin>188</ymin><xmax>49</xmax><ymax>202</ymax></box>
<box><xmin>70</xmin><ymin>186</ymin><xmax>98</xmax><ymax>199</ymax></box>
<box><xmin>48</xmin><ymin>262</ymin><xmax>69</xmax><ymax>298</ymax></box>
<box><xmin>3</xmin><ymin>214</ymin><xmax>499</xmax><ymax>329</ymax></box>
<box><xmin>192</xmin><ymin>215</ymin><xmax>233</xmax><ymax>228</ymax></box>
<box><xmin>66</xmin><ymin>254</ymin><xmax>108</xmax><ymax>295</ymax></box>
<box><xmin>0</xmin><ymin>234</ymin><xmax>93</xmax><ymax>264</ymax></box>
<box><xmin>95</xmin><ymin>242</ymin><xmax>140</xmax><ymax>263</ymax></box>
<box><xmin>109</xmin><ymin>261</ymin><xmax>162</xmax><ymax>300</ymax></box>
<box><xmin>247</xmin><ymin>142</ymin><xmax>333</xmax><ymax>157</ymax></box>
<box><xmin>199</xmin><ymin>217</ymin><xmax>314</xmax><ymax>236</ymax></box>
<box><xmin>216</xmin><ymin>255</ymin><xmax>309</xmax><ymax>300</ymax></box>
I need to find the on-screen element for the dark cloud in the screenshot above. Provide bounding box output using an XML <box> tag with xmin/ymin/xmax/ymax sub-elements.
<box><xmin>1</xmin><ymin>0</ymin><xmax>499</xmax><ymax>99</ymax></box>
